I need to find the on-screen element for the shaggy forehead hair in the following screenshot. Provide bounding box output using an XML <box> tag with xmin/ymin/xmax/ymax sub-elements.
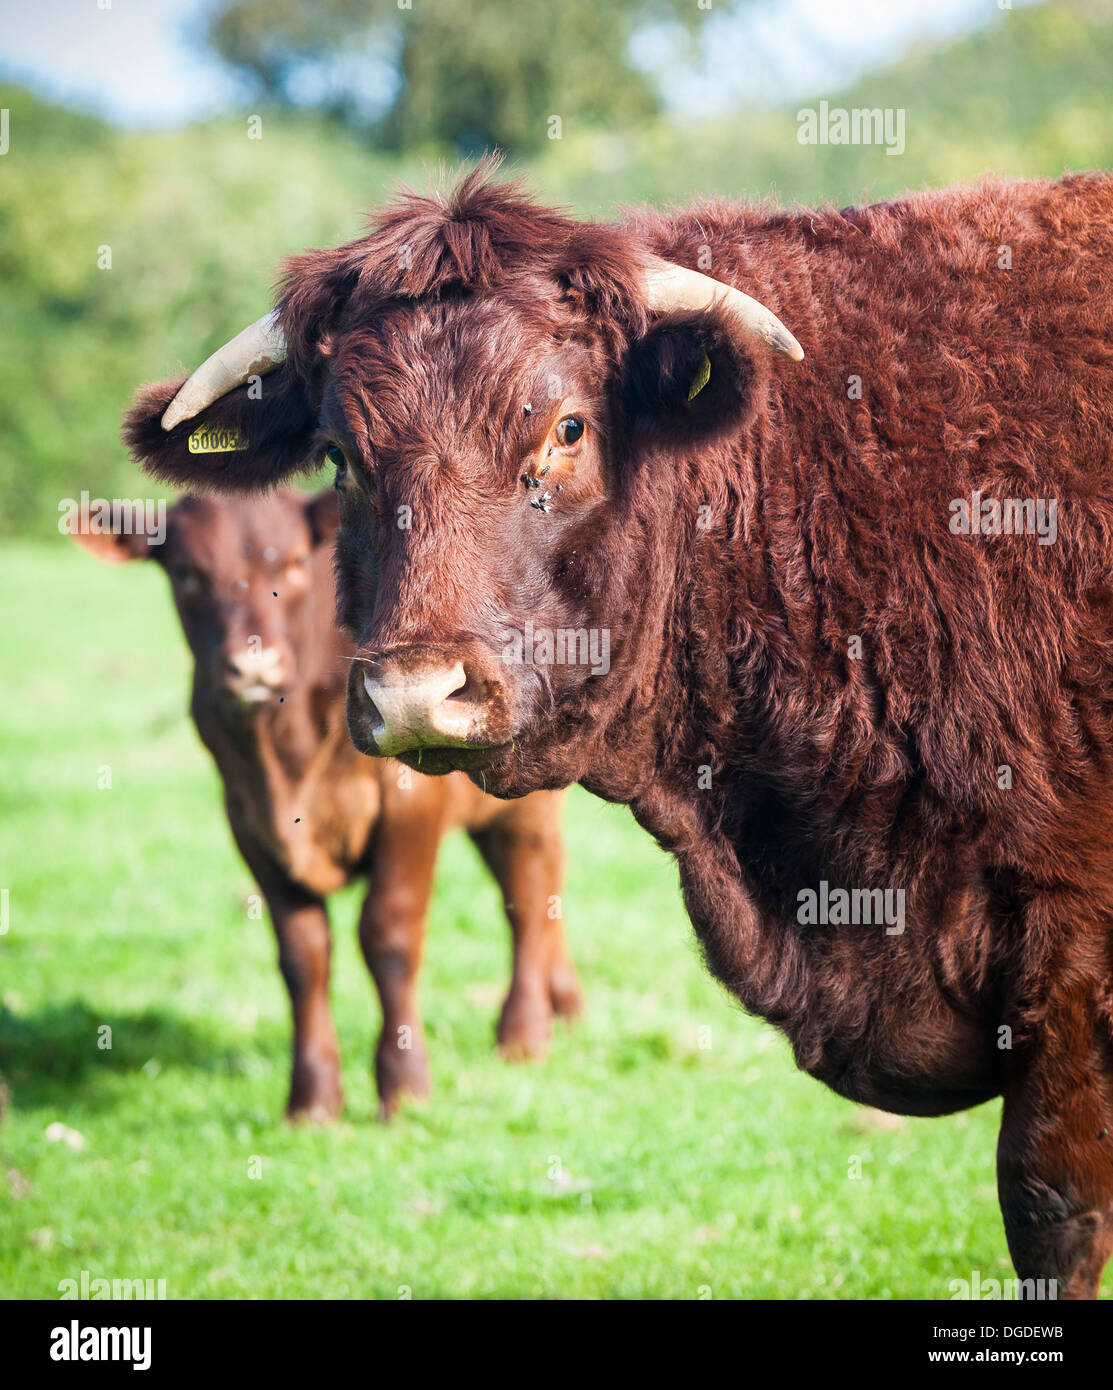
<box><xmin>276</xmin><ymin>158</ymin><xmax>652</xmax><ymax>389</ymax></box>
<box><xmin>317</xmin><ymin>300</ymin><xmax>604</xmax><ymax>486</ymax></box>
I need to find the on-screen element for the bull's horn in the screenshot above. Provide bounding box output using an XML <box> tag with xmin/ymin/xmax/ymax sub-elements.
<box><xmin>160</xmin><ymin>310</ymin><xmax>287</xmax><ymax>431</ymax></box>
<box><xmin>158</xmin><ymin>260</ymin><xmax>799</xmax><ymax>432</ymax></box>
<box><xmin>643</xmin><ymin>259</ymin><xmax>804</xmax><ymax>363</ymax></box>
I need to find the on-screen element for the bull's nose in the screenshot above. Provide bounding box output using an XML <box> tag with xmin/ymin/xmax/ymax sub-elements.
<box><xmin>362</xmin><ymin>661</ymin><xmax>467</xmax><ymax>751</ymax></box>
<box><xmin>351</xmin><ymin>647</ymin><xmax>509</xmax><ymax>756</ymax></box>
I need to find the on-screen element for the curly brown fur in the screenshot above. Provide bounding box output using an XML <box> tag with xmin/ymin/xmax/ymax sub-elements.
<box><xmin>126</xmin><ymin>167</ymin><xmax>1113</xmax><ymax>1295</ymax></box>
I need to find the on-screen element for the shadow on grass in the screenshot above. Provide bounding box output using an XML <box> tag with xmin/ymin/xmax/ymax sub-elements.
<box><xmin>0</xmin><ymin>998</ymin><xmax>282</xmax><ymax>1112</ymax></box>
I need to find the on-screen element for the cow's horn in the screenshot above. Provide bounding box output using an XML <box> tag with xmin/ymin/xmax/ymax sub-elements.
<box><xmin>160</xmin><ymin>310</ymin><xmax>287</xmax><ymax>431</ymax></box>
<box><xmin>643</xmin><ymin>259</ymin><xmax>804</xmax><ymax>363</ymax></box>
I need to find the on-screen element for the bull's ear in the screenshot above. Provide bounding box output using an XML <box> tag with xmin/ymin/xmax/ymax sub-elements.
<box><xmin>123</xmin><ymin>364</ymin><xmax>320</xmax><ymax>493</ymax></box>
<box><xmin>304</xmin><ymin>487</ymin><xmax>340</xmax><ymax>547</ymax></box>
<box><xmin>621</xmin><ymin>308</ymin><xmax>765</xmax><ymax>446</ymax></box>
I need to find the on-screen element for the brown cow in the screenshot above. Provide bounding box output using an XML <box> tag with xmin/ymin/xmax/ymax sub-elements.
<box><xmin>126</xmin><ymin>165</ymin><xmax>1113</xmax><ymax>1295</ymax></box>
<box><xmin>75</xmin><ymin>487</ymin><xmax>581</xmax><ymax>1120</ymax></box>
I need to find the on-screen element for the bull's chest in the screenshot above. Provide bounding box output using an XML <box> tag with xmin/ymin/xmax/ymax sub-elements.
<box><xmin>670</xmin><ymin>819</ymin><xmax>1003</xmax><ymax>1117</ymax></box>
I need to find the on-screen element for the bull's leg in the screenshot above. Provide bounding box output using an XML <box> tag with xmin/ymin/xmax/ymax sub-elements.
<box><xmin>997</xmin><ymin>991</ymin><xmax>1113</xmax><ymax>1299</ymax></box>
<box><xmin>358</xmin><ymin>815</ymin><xmax>439</xmax><ymax>1118</ymax></box>
<box><xmin>471</xmin><ymin>799</ymin><xmax>582</xmax><ymax>1060</ymax></box>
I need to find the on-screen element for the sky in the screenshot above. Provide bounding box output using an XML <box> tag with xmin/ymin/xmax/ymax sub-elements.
<box><xmin>0</xmin><ymin>0</ymin><xmax>1039</xmax><ymax>126</ymax></box>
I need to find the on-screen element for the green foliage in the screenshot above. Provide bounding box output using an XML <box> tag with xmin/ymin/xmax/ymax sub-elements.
<box><xmin>2</xmin><ymin>1</ymin><xmax>1112</xmax><ymax>539</ymax></box>
<box><xmin>0</xmin><ymin>540</ymin><xmax>1066</xmax><ymax>1299</ymax></box>
<box><xmin>0</xmin><ymin>83</ymin><xmax>418</xmax><ymax>539</ymax></box>
<box><xmin>532</xmin><ymin>0</ymin><xmax>1113</xmax><ymax>208</ymax></box>
<box><xmin>208</xmin><ymin>0</ymin><xmax>705</xmax><ymax>154</ymax></box>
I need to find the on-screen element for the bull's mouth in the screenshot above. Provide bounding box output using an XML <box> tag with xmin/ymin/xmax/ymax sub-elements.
<box><xmin>394</xmin><ymin>743</ymin><xmax>512</xmax><ymax>778</ymax></box>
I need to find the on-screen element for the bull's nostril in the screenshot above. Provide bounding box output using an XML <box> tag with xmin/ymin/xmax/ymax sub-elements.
<box><xmin>361</xmin><ymin>673</ymin><xmax>387</xmax><ymax>737</ymax></box>
<box><xmin>356</xmin><ymin>656</ymin><xmax>502</xmax><ymax>755</ymax></box>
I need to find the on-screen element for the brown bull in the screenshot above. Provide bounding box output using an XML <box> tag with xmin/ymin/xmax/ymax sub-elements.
<box><xmin>76</xmin><ymin>487</ymin><xmax>580</xmax><ymax>1120</ymax></box>
<box><xmin>127</xmin><ymin>164</ymin><xmax>1113</xmax><ymax>1295</ymax></box>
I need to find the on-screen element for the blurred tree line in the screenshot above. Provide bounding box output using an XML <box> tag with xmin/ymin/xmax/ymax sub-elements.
<box><xmin>3</xmin><ymin>0</ymin><xmax>1113</xmax><ymax>537</ymax></box>
<box><xmin>208</xmin><ymin>0</ymin><xmax>716</xmax><ymax>154</ymax></box>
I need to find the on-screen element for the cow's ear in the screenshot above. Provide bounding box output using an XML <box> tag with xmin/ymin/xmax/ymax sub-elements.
<box><xmin>621</xmin><ymin>308</ymin><xmax>765</xmax><ymax>447</ymax></box>
<box><xmin>69</xmin><ymin>522</ymin><xmax>160</xmax><ymax>565</ymax></box>
<box><xmin>123</xmin><ymin>364</ymin><xmax>320</xmax><ymax>493</ymax></box>
<box><xmin>304</xmin><ymin>487</ymin><xmax>340</xmax><ymax>547</ymax></box>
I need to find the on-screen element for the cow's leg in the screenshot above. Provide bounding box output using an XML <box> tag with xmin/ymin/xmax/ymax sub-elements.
<box><xmin>231</xmin><ymin>826</ymin><xmax>342</xmax><ymax>1122</ymax></box>
<box><xmin>997</xmin><ymin>978</ymin><xmax>1113</xmax><ymax>1299</ymax></box>
<box><xmin>358</xmin><ymin>811</ymin><xmax>440</xmax><ymax>1118</ymax></box>
<box><xmin>548</xmin><ymin>928</ymin><xmax>585</xmax><ymax>1023</ymax></box>
<box><xmin>270</xmin><ymin>892</ymin><xmax>343</xmax><ymax>1122</ymax></box>
<box><xmin>471</xmin><ymin>798</ymin><xmax>582</xmax><ymax>1059</ymax></box>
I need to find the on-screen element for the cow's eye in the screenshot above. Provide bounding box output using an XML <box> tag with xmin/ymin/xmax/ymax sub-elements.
<box><xmin>169</xmin><ymin>564</ymin><xmax>202</xmax><ymax>595</ymax></box>
<box><xmin>555</xmin><ymin>417</ymin><xmax>585</xmax><ymax>447</ymax></box>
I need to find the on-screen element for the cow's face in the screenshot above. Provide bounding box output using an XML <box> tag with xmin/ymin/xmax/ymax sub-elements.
<box><xmin>76</xmin><ymin>491</ymin><xmax>338</xmax><ymax>710</ymax></box>
<box><xmin>126</xmin><ymin>169</ymin><xmax>798</xmax><ymax>792</ymax></box>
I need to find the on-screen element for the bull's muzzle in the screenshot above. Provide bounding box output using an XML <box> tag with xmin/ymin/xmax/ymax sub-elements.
<box><xmin>347</xmin><ymin>644</ymin><xmax>511</xmax><ymax>760</ymax></box>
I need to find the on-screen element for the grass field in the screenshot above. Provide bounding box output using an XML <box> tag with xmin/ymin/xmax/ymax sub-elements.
<box><xmin>2</xmin><ymin>538</ymin><xmax>1100</xmax><ymax>1301</ymax></box>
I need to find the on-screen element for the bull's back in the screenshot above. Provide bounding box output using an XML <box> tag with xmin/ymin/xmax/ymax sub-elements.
<box><xmin>782</xmin><ymin>172</ymin><xmax>1113</xmax><ymax>503</ymax></box>
<box><xmin>649</xmin><ymin>172</ymin><xmax>1113</xmax><ymax>500</ymax></box>
<box><xmin>709</xmin><ymin>174</ymin><xmax>1113</xmax><ymax>841</ymax></box>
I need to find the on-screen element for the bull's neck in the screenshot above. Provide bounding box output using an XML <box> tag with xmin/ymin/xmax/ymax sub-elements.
<box><xmin>621</xmin><ymin>494</ymin><xmax>816</xmax><ymax>1030</ymax></box>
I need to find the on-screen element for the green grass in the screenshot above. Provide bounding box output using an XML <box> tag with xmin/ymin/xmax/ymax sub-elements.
<box><xmin>2</xmin><ymin>539</ymin><xmax>1087</xmax><ymax>1300</ymax></box>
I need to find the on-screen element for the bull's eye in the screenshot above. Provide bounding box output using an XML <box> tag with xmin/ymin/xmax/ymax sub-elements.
<box><xmin>327</xmin><ymin>444</ymin><xmax>348</xmax><ymax>489</ymax></box>
<box><xmin>555</xmin><ymin>416</ymin><xmax>585</xmax><ymax>447</ymax></box>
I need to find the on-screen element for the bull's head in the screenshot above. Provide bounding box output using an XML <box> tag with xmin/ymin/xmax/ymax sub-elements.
<box><xmin>127</xmin><ymin>165</ymin><xmax>802</xmax><ymax>799</ymax></box>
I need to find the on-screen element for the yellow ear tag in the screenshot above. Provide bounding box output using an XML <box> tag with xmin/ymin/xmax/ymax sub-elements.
<box><xmin>687</xmin><ymin>351</ymin><xmax>711</xmax><ymax>402</ymax></box>
<box><xmin>188</xmin><ymin>423</ymin><xmax>248</xmax><ymax>454</ymax></box>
